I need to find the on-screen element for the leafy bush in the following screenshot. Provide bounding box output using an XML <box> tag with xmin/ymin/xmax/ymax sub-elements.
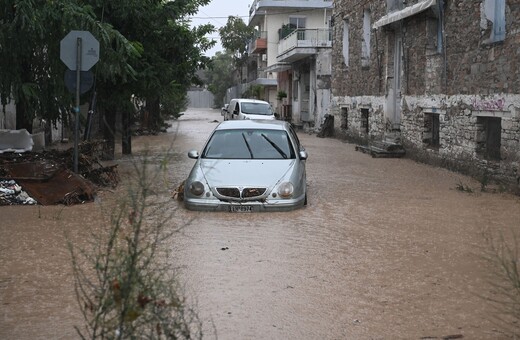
<box><xmin>276</xmin><ymin>90</ymin><xmax>287</xmax><ymax>101</ymax></box>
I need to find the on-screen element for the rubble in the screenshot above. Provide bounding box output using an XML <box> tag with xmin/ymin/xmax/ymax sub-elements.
<box><xmin>0</xmin><ymin>179</ymin><xmax>37</xmax><ymax>205</ymax></box>
<box><xmin>317</xmin><ymin>114</ymin><xmax>334</xmax><ymax>138</ymax></box>
<box><xmin>0</xmin><ymin>140</ymin><xmax>119</xmax><ymax>206</ymax></box>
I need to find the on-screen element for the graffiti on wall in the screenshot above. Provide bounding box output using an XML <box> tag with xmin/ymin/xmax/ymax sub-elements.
<box><xmin>471</xmin><ymin>97</ymin><xmax>505</xmax><ymax>111</ymax></box>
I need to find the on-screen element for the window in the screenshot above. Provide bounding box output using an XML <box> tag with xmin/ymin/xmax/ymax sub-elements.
<box><xmin>361</xmin><ymin>108</ymin><xmax>369</xmax><ymax>134</ymax></box>
<box><xmin>481</xmin><ymin>0</ymin><xmax>506</xmax><ymax>43</ymax></box>
<box><xmin>423</xmin><ymin>113</ymin><xmax>440</xmax><ymax>148</ymax></box>
<box><xmin>287</xmin><ymin>125</ymin><xmax>302</xmax><ymax>152</ymax></box>
<box><xmin>289</xmin><ymin>17</ymin><xmax>306</xmax><ymax>40</ymax></box>
<box><xmin>327</xmin><ymin>15</ymin><xmax>333</xmax><ymax>41</ymax></box>
<box><xmin>342</xmin><ymin>19</ymin><xmax>349</xmax><ymax>66</ymax></box>
<box><xmin>340</xmin><ymin>107</ymin><xmax>348</xmax><ymax>130</ymax></box>
<box><xmin>386</xmin><ymin>0</ymin><xmax>403</xmax><ymax>13</ymax></box>
<box><xmin>203</xmin><ymin>129</ymin><xmax>296</xmax><ymax>160</ymax></box>
<box><xmin>289</xmin><ymin>17</ymin><xmax>306</xmax><ymax>29</ymax></box>
<box><xmin>476</xmin><ymin>117</ymin><xmax>501</xmax><ymax>161</ymax></box>
<box><xmin>436</xmin><ymin>15</ymin><xmax>443</xmax><ymax>53</ymax></box>
<box><xmin>362</xmin><ymin>10</ymin><xmax>371</xmax><ymax>68</ymax></box>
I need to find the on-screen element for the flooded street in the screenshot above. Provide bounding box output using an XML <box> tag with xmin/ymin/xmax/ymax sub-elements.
<box><xmin>1</xmin><ymin>108</ymin><xmax>520</xmax><ymax>339</ymax></box>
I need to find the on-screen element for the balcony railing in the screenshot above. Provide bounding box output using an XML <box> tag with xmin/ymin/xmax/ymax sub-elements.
<box><xmin>249</xmin><ymin>31</ymin><xmax>267</xmax><ymax>54</ymax></box>
<box><xmin>277</xmin><ymin>28</ymin><xmax>332</xmax><ymax>56</ymax></box>
<box><xmin>247</xmin><ymin>69</ymin><xmax>274</xmax><ymax>82</ymax></box>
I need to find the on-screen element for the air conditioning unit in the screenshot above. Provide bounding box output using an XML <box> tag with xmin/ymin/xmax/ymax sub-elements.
<box><xmin>261</xmin><ymin>54</ymin><xmax>267</xmax><ymax>62</ymax></box>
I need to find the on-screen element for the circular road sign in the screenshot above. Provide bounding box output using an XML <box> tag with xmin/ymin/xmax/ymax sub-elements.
<box><xmin>60</xmin><ymin>30</ymin><xmax>100</xmax><ymax>71</ymax></box>
<box><xmin>64</xmin><ymin>70</ymin><xmax>94</xmax><ymax>94</ymax></box>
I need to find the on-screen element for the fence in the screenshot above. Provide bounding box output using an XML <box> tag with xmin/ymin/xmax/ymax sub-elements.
<box><xmin>187</xmin><ymin>90</ymin><xmax>215</xmax><ymax>108</ymax></box>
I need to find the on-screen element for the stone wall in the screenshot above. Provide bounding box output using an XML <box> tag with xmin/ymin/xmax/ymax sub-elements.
<box><xmin>330</xmin><ymin>0</ymin><xmax>520</xmax><ymax>190</ymax></box>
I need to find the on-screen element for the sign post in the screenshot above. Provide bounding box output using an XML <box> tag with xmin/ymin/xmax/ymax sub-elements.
<box><xmin>74</xmin><ymin>38</ymin><xmax>82</xmax><ymax>174</ymax></box>
<box><xmin>60</xmin><ymin>31</ymin><xmax>99</xmax><ymax>173</ymax></box>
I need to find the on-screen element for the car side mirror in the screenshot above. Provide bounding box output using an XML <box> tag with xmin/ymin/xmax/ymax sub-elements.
<box><xmin>188</xmin><ymin>150</ymin><xmax>199</xmax><ymax>159</ymax></box>
<box><xmin>299</xmin><ymin>150</ymin><xmax>308</xmax><ymax>160</ymax></box>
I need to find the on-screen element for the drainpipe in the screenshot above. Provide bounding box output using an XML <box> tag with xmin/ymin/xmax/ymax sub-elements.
<box><xmin>438</xmin><ymin>0</ymin><xmax>447</xmax><ymax>93</ymax></box>
<box><xmin>324</xmin><ymin>8</ymin><xmax>327</xmax><ymax>25</ymax></box>
<box><xmin>374</xmin><ymin>28</ymin><xmax>382</xmax><ymax>94</ymax></box>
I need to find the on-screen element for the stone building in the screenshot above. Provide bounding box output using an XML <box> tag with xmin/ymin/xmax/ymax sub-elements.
<box><xmin>330</xmin><ymin>0</ymin><xmax>520</xmax><ymax>190</ymax></box>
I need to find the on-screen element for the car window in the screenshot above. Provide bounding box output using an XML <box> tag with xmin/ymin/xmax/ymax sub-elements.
<box><xmin>288</xmin><ymin>125</ymin><xmax>303</xmax><ymax>151</ymax></box>
<box><xmin>202</xmin><ymin>129</ymin><xmax>295</xmax><ymax>160</ymax></box>
<box><xmin>240</xmin><ymin>103</ymin><xmax>273</xmax><ymax>115</ymax></box>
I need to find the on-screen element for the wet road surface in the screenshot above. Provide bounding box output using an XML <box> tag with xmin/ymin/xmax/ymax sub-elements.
<box><xmin>1</xmin><ymin>108</ymin><xmax>520</xmax><ymax>339</ymax></box>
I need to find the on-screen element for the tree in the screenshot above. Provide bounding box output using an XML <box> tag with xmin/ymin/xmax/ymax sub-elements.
<box><xmin>206</xmin><ymin>51</ymin><xmax>235</xmax><ymax>107</ymax></box>
<box><xmin>84</xmin><ymin>0</ymin><xmax>214</xmax><ymax>157</ymax></box>
<box><xmin>218</xmin><ymin>16</ymin><xmax>255</xmax><ymax>84</ymax></box>
<box><xmin>0</xmin><ymin>0</ymin><xmax>214</xmax><ymax>158</ymax></box>
<box><xmin>88</xmin><ymin>0</ymin><xmax>215</xmax><ymax>157</ymax></box>
<box><xmin>242</xmin><ymin>84</ymin><xmax>264</xmax><ymax>100</ymax></box>
<box><xmin>0</xmin><ymin>0</ymin><xmax>139</xmax><ymax>133</ymax></box>
<box><xmin>88</xmin><ymin>0</ymin><xmax>214</xmax><ymax>157</ymax></box>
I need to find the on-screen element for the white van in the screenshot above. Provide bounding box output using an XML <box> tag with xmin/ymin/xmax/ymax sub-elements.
<box><xmin>223</xmin><ymin>99</ymin><xmax>276</xmax><ymax>121</ymax></box>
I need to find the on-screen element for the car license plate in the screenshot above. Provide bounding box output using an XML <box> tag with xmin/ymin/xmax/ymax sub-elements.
<box><xmin>229</xmin><ymin>205</ymin><xmax>252</xmax><ymax>213</ymax></box>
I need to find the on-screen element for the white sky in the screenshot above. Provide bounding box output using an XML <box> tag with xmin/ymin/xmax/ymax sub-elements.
<box><xmin>190</xmin><ymin>0</ymin><xmax>252</xmax><ymax>57</ymax></box>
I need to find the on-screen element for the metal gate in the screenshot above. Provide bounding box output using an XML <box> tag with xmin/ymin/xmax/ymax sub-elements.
<box><xmin>187</xmin><ymin>90</ymin><xmax>215</xmax><ymax>108</ymax></box>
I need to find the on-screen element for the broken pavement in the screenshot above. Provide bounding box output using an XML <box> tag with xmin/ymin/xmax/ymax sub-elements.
<box><xmin>0</xmin><ymin>141</ymin><xmax>119</xmax><ymax>206</ymax></box>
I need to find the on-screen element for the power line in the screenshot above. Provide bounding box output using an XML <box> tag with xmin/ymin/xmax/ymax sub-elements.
<box><xmin>191</xmin><ymin>15</ymin><xmax>249</xmax><ymax>19</ymax></box>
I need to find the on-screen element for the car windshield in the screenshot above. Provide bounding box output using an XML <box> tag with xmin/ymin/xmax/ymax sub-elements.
<box><xmin>202</xmin><ymin>129</ymin><xmax>295</xmax><ymax>160</ymax></box>
<box><xmin>240</xmin><ymin>103</ymin><xmax>273</xmax><ymax>115</ymax></box>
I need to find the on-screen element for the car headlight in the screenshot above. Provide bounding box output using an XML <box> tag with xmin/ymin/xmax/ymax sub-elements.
<box><xmin>277</xmin><ymin>182</ymin><xmax>294</xmax><ymax>198</ymax></box>
<box><xmin>189</xmin><ymin>181</ymin><xmax>205</xmax><ymax>196</ymax></box>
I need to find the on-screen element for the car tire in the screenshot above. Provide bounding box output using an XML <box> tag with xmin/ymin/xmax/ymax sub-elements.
<box><xmin>304</xmin><ymin>193</ymin><xmax>307</xmax><ymax>206</ymax></box>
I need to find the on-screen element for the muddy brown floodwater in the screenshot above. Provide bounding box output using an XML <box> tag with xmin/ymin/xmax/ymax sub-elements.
<box><xmin>1</xmin><ymin>108</ymin><xmax>520</xmax><ymax>340</ymax></box>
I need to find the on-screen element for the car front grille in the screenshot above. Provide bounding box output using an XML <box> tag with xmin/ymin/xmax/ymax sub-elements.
<box><xmin>216</xmin><ymin>187</ymin><xmax>240</xmax><ymax>198</ymax></box>
<box><xmin>216</xmin><ymin>187</ymin><xmax>266</xmax><ymax>199</ymax></box>
<box><xmin>242</xmin><ymin>187</ymin><xmax>266</xmax><ymax>198</ymax></box>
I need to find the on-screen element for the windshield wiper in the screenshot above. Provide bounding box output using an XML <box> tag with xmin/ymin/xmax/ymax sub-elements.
<box><xmin>242</xmin><ymin>133</ymin><xmax>254</xmax><ymax>159</ymax></box>
<box><xmin>261</xmin><ymin>133</ymin><xmax>287</xmax><ymax>159</ymax></box>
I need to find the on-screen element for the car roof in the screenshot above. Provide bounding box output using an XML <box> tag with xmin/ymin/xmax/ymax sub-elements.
<box><xmin>230</xmin><ymin>98</ymin><xmax>270</xmax><ymax>105</ymax></box>
<box><xmin>215</xmin><ymin>119</ymin><xmax>289</xmax><ymax>131</ymax></box>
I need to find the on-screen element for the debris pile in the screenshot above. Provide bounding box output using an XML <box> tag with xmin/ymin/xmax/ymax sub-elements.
<box><xmin>0</xmin><ymin>140</ymin><xmax>119</xmax><ymax>206</ymax></box>
<box><xmin>0</xmin><ymin>179</ymin><xmax>37</xmax><ymax>205</ymax></box>
<box><xmin>317</xmin><ymin>114</ymin><xmax>334</xmax><ymax>138</ymax></box>
<box><xmin>355</xmin><ymin>141</ymin><xmax>406</xmax><ymax>158</ymax></box>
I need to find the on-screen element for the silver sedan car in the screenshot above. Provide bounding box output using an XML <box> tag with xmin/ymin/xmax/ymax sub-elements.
<box><xmin>184</xmin><ymin>120</ymin><xmax>307</xmax><ymax>212</ymax></box>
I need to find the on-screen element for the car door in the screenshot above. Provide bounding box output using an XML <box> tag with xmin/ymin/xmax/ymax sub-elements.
<box><xmin>233</xmin><ymin>102</ymin><xmax>241</xmax><ymax>120</ymax></box>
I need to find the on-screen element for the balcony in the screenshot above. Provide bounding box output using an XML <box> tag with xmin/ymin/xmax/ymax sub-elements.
<box><xmin>277</xmin><ymin>28</ymin><xmax>332</xmax><ymax>63</ymax></box>
<box><xmin>249</xmin><ymin>0</ymin><xmax>333</xmax><ymax>25</ymax></box>
<box><xmin>250</xmin><ymin>31</ymin><xmax>267</xmax><ymax>54</ymax></box>
<box><xmin>247</xmin><ymin>69</ymin><xmax>277</xmax><ymax>86</ymax></box>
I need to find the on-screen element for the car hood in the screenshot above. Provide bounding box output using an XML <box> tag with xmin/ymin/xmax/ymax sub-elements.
<box><xmin>197</xmin><ymin>159</ymin><xmax>295</xmax><ymax>187</ymax></box>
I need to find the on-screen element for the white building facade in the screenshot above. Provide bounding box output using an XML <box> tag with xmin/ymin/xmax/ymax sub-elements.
<box><xmin>248</xmin><ymin>0</ymin><xmax>333</xmax><ymax>129</ymax></box>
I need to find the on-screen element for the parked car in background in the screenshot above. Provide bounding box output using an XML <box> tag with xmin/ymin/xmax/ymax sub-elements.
<box><xmin>184</xmin><ymin>120</ymin><xmax>307</xmax><ymax>212</ymax></box>
<box><xmin>223</xmin><ymin>98</ymin><xmax>275</xmax><ymax>121</ymax></box>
